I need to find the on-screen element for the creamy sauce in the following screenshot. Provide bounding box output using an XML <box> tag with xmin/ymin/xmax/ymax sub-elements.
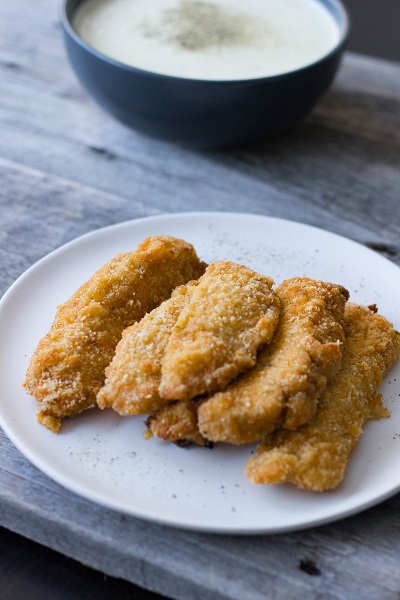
<box><xmin>74</xmin><ymin>0</ymin><xmax>340</xmax><ymax>80</ymax></box>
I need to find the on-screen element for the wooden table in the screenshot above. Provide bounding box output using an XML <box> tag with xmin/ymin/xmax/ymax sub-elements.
<box><xmin>1</xmin><ymin>1</ymin><xmax>400</xmax><ymax>599</ymax></box>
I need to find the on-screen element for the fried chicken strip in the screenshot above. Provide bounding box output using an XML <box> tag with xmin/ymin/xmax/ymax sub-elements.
<box><xmin>97</xmin><ymin>281</ymin><xmax>199</xmax><ymax>416</ymax></box>
<box><xmin>245</xmin><ymin>303</ymin><xmax>400</xmax><ymax>491</ymax></box>
<box><xmin>159</xmin><ymin>261</ymin><xmax>281</xmax><ymax>401</ymax></box>
<box><xmin>24</xmin><ymin>236</ymin><xmax>206</xmax><ymax>432</ymax></box>
<box><xmin>198</xmin><ymin>278</ymin><xmax>349</xmax><ymax>445</ymax></box>
<box><xmin>145</xmin><ymin>400</ymin><xmax>210</xmax><ymax>447</ymax></box>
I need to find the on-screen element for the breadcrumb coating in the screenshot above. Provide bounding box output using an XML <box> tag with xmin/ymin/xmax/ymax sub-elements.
<box><xmin>198</xmin><ymin>277</ymin><xmax>349</xmax><ymax>445</ymax></box>
<box><xmin>24</xmin><ymin>236</ymin><xmax>206</xmax><ymax>432</ymax></box>
<box><xmin>159</xmin><ymin>261</ymin><xmax>281</xmax><ymax>401</ymax></box>
<box><xmin>145</xmin><ymin>400</ymin><xmax>210</xmax><ymax>447</ymax></box>
<box><xmin>97</xmin><ymin>281</ymin><xmax>199</xmax><ymax>416</ymax></box>
<box><xmin>245</xmin><ymin>303</ymin><xmax>400</xmax><ymax>491</ymax></box>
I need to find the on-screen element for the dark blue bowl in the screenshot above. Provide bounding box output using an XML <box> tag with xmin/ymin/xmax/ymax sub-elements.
<box><xmin>61</xmin><ymin>0</ymin><xmax>349</xmax><ymax>148</ymax></box>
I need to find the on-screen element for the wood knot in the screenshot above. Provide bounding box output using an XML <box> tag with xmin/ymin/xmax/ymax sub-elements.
<box><xmin>298</xmin><ymin>558</ymin><xmax>321</xmax><ymax>576</ymax></box>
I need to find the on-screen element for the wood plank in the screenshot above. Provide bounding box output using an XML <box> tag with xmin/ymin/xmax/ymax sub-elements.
<box><xmin>0</xmin><ymin>4</ymin><xmax>399</xmax><ymax>258</ymax></box>
<box><xmin>1</xmin><ymin>122</ymin><xmax>400</xmax><ymax>600</ymax></box>
<box><xmin>0</xmin><ymin>158</ymin><xmax>161</xmax><ymax>290</ymax></box>
<box><xmin>2</xmin><ymin>424</ymin><xmax>400</xmax><ymax>600</ymax></box>
<box><xmin>0</xmin><ymin>80</ymin><xmax>399</xmax><ymax>257</ymax></box>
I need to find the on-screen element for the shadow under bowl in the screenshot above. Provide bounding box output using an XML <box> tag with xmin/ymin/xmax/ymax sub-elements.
<box><xmin>61</xmin><ymin>0</ymin><xmax>349</xmax><ymax>149</ymax></box>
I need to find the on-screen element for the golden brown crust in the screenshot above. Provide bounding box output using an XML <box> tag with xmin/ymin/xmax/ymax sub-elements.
<box><xmin>97</xmin><ymin>281</ymin><xmax>199</xmax><ymax>415</ymax></box>
<box><xmin>24</xmin><ymin>236</ymin><xmax>206</xmax><ymax>432</ymax></box>
<box><xmin>159</xmin><ymin>261</ymin><xmax>281</xmax><ymax>401</ymax></box>
<box><xmin>197</xmin><ymin>277</ymin><xmax>348</xmax><ymax>445</ymax></box>
<box><xmin>245</xmin><ymin>303</ymin><xmax>400</xmax><ymax>491</ymax></box>
<box><xmin>145</xmin><ymin>400</ymin><xmax>209</xmax><ymax>447</ymax></box>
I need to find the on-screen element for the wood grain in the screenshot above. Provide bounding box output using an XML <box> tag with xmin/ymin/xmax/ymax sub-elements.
<box><xmin>1</xmin><ymin>1</ymin><xmax>400</xmax><ymax>599</ymax></box>
<box><xmin>2</xmin><ymin>425</ymin><xmax>400</xmax><ymax>600</ymax></box>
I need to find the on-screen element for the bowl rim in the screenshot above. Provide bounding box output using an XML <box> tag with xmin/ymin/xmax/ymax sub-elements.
<box><xmin>60</xmin><ymin>0</ymin><xmax>350</xmax><ymax>85</ymax></box>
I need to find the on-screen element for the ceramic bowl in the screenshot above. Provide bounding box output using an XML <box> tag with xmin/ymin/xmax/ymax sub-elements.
<box><xmin>61</xmin><ymin>0</ymin><xmax>349</xmax><ymax>148</ymax></box>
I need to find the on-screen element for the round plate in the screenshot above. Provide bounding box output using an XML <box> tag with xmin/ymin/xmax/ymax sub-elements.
<box><xmin>1</xmin><ymin>212</ymin><xmax>399</xmax><ymax>534</ymax></box>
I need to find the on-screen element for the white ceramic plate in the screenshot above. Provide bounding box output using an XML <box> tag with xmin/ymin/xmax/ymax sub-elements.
<box><xmin>1</xmin><ymin>212</ymin><xmax>400</xmax><ymax>534</ymax></box>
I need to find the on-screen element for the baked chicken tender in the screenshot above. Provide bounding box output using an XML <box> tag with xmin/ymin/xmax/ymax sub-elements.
<box><xmin>198</xmin><ymin>277</ymin><xmax>349</xmax><ymax>445</ymax></box>
<box><xmin>145</xmin><ymin>400</ymin><xmax>210</xmax><ymax>447</ymax></box>
<box><xmin>97</xmin><ymin>281</ymin><xmax>199</xmax><ymax>416</ymax></box>
<box><xmin>245</xmin><ymin>303</ymin><xmax>400</xmax><ymax>491</ymax></box>
<box><xmin>159</xmin><ymin>261</ymin><xmax>281</xmax><ymax>401</ymax></box>
<box><xmin>24</xmin><ymin>236</ymin><xmax>206</xmax><ymax>433</ymax></box>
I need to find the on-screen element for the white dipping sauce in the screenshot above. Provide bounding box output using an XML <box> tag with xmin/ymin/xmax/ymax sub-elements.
<box><xmin>74</xmin><ymin>0</ymin><xmax>340</xmax><ymax>80</ymax></box>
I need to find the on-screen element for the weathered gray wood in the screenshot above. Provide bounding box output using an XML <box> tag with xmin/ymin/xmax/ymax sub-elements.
<box><xmin>1</xmin><ymin>0</ymin><xmax>400</xmax><ymax>599</ymax></box>
<box><xmin>2</xmin><ymin>423</ymin><xmax>400</xmax><ymax>600</ymax></box>
<box><xmin>0</xmin><ymin>1</ymin><xmax>399</xmax><ymax>254</ymax></box>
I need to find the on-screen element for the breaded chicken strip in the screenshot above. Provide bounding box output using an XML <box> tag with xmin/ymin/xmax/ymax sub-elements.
<box><xmin>145</xmin><ymin>400</ymin><xmax>210</xmax><ymax>447</ymax></box>
<box><xmin>24</xmin><ymin>236</ymin><xmax>206</xmax><ymax>432</ymax></box>
<box><xmin>97</xmin><ymin>281</ymin><xmax>198</xmax><ymax>416</ymax></box>
<box><xmin>245</xmin><ymin>303</ymin><xmax>400</xmax><ymax>491</ymax></box>
<box><xmin>198</xmin><ymin>278</ymin><xmax>349</xmax><ymax>445</ymax></box>
<box><xmin>159</xmin><ymin>261</ymin><xmax>281</xmax><ymax>401</ymax></box>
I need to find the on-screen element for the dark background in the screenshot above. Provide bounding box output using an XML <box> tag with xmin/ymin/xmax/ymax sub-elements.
<box><xmin>345</xmin><ymin>0</ymin><xmax>400</xmax><ymax>61</ymax></box>
<box><xmin>2</xmin><ymin>1</ymin><xmax>400</xmax><ymax>599</ymax></box>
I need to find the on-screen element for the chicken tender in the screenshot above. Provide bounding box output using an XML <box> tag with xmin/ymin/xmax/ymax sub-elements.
<box><xmin>145</xmin><ymin>400</ymin><xmax>210</xmax><ymax>447</ymax></box>
<box><xmin>198</xmin><ymin>278</ymin><xmax>349</xmax><ymax>445</ymax></box>
<box><xmin>97</xmin><ymin>281</ymin><xmax>198</xmax><ymax>416</ymax></box>
<box><xmin>24</xmin><ymin>236</ymin><xmax>206</xmax><ymax>432</ymax></box>
<box><xmin>159</xmin><ymin>261</ymin><xmax>281</xmax><ymax>401</ymax></box>
<box><xmin>245</xmin><ymin>303</ymin><xmax>400</xmax><ymax>491</ymax></box>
